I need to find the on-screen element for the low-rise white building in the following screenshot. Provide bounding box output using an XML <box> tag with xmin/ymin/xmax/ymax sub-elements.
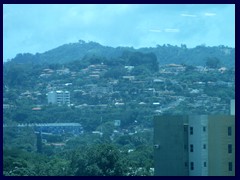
<box><xmin>47</xmin><ymin>90</ymin><xmax>70</xmax><ymax>105</ymax></box>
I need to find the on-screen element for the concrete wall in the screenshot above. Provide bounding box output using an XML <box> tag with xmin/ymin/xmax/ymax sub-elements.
<box><xmin>47</xmin><ymin>91</ymin><xmax>57</xmax><ymax>104</ymax></box>
<box><xmin>208</xmin><ymin>115</ymin><xmax>235</xmax><ymax>176</ymax></box>
<box><xmin>230</xmin><ymin>100</ymin><xmax>235</xmax><ymax>115</ymax></box>
<box><xmin>154</xmin><ymin>115</ymin><xmax>189</xmax><ymax>176</ymax></box>
<box><xmin>188</xmin><ymin>115</ymin><xmax>208</xmax><ymax>176</ymax></box>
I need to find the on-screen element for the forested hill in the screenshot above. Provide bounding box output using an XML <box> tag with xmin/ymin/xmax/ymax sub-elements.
<box><xmin>7</xmin><ymin>40</ymin><xmax>235</xmax><ymax>67</ymax></box>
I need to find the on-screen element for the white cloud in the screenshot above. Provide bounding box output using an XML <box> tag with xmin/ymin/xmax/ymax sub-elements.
<box><xmin>180</xmin><ymin>13</ymin><xmax>197</xmax><ymax>17</ymax></box>
<box><xmin>204</xmin><ymin>12</ymin><xmax>216</xmax><ymax>16</ymax></box>
<box><xmin>164</xmin><ymin>28</ymin><xmax>180</xmax><ymax>33</ymax></box>
<box><xmin>149</xmin><ymin>29</ymin><xmax>162</xmax><ymax>33</ymax></box>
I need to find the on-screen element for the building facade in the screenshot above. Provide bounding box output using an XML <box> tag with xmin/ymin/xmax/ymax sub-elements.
<box><xmin>47</xmin><ymin>90</ymin><xmax>70</xmax><ymax>105</ymax></box>
<box><xmin>154</xmin><ymin>115</ymin><xmax>189</xmax><ymax>176</ymax></box>
<box><xmin>230</xmin><ymin>99</ymin><xmax>235</xmax><ymax>115</ymax></box>
<box><xmin>188</xmin><ymin>115</ymin><xmax>209</xmax><ymax>176</ymax></box>
<box><xmin>154</xmin><ymin>115</ymin><xmax>235</xmax><ymax>176</ymax></box>
<box><xmin>207</xmin><ymin>115</ymin><xmax>235</xmax><ymax>176</ymax></box>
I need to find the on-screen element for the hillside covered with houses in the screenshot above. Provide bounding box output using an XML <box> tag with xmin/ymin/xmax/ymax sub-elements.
<box><xmin>3</xmin><ymin>42</ymin><xmax>235</xmax><ymax>176</ymax></box>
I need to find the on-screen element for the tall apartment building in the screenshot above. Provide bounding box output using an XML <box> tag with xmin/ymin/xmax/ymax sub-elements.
<box><xmin>47</xmin><ymin>90</ymin><xmax>70</xmax><ymax>105</ymax></box>
<box><xmin>154</xmin><ymin>115</ymin><xmax>235</xmax><ymax>176</ymax></box>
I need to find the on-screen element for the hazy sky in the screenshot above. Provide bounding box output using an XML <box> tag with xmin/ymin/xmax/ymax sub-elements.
<box><xmin>3</xmin><ymin>4</ymin><xmax>235</xmax><ymax>61</ymax></box>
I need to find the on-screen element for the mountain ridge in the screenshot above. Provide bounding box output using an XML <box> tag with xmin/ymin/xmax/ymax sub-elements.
<box><xmin>7</xmin><ymin>40</ymin><xmax>235</xmax><ymax>67</ymax></box>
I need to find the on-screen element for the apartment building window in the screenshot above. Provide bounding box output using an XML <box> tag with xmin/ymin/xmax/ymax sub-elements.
<box><xmin>204</xmin><ymin>162</ymin><xmax>207</xmax><ymax>167</ymax></box>
<box><xmin>190</xmin><ymin>144</ymin><xmax>194</xmax><ymax>152</ymax></box>
<box><xmin>190</xmin><ymin>127</ymin><xmax>193</xmax><ymax>135</ymax></box>
<box><xmin>228</xmin><ymin>144</ymin><xmax>232</xmax><ymax>154</ymax></box>
<box><xmin>228</xmin><ymin>127</ymin><xmax>232</xmax><ymax>136</ymax></box>
<box><xmin>229</xmin><ymin>162</ymin><xmax>232</xmax><ymax>171</ymax></box>
<box><xmin>184</xmin><ymin>125</ymin><xmax>188</xmax><ymax>132</ymax></box>
<box><xmin>203</xmin><ymin>144</ymin><xmax>206</xmax><ymax>149</ymax></box>
<box><xmin>203</xmin><ymin>126</ymin><xmax>206</xmax><ymax>132</ymax></box>
<box><xmin>190</xmin><ymin>162</ymin><xmax>194</xmax><ymax>170</ymax></box>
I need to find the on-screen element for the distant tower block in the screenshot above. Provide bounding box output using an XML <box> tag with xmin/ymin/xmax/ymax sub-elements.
<box><xmin>47</xmin><ymin>90</ymin><xmax>70</xmax><ymax>105</ymax></box>
<box><xmin>230</xmin><ymin>99</ymin><xmax>235</xmax><ymax>115</ymax></box>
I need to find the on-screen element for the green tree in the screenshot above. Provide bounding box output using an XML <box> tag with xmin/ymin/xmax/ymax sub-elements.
<box><xmin>104</xmin><ymin>66</ymin><xmax>127</xmax><ymax>79</ymax></box>
<box><xmin>205</xmin><ymin>57</ymin><xmax>221</xmax><ymax>68</ymax></box>
<box><xmin>72</xmin><ymin>144</ymin><xmax>129</xmax><ymax>176</ymax></box>
<box><xmin>36</xmin><ymin>132</ymin><xmax>42</xmax><ymax>153</ymax></box>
